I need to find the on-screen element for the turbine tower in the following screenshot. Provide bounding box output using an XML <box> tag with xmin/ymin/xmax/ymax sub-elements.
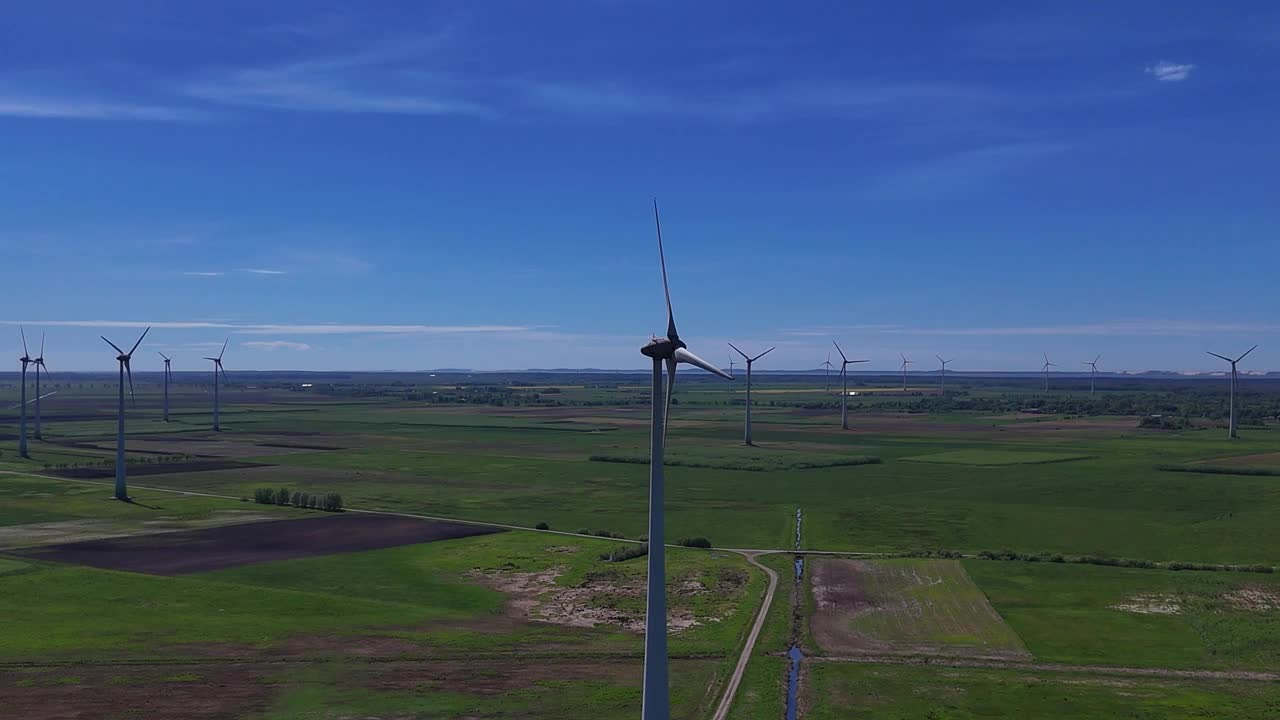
<box><xmin>32</xmin><ymin>335</ymin><xmax>48</xmax><ymax>440</ymax></box>
<box><xmin>17</xmin><ymin>328</ymin><xmax>32</xmax><ymax>458</ymax></box>
<box><xmin>159</xmin><ymin>352</ymin><xmax>173</xmax><ymax>422</ymax></box>
<box><xmin>729</xmin><ymin>342</ymin><xmax>775</xmax><ymax>446</ymax></box>
<box><xmin>832</xmin><ymin>341</ymin><xmax>868</xmax><ymax>430</ymax></box>
<box><xmin>1207</xmin><ymin>345</ymin><xmax>1257</xmax><ymax>439</ymax></box>
<box><xmin>899</xmin><ymin>353</ymin><xmax>915</xmax><ymax>392</ymax></box>
<box><xmin>822</xmin><ymin>352</ymin><xmax>834</xmax><ymax>393</ymax></box>
<box><xmin>1041</xmin><ymin>354</ymin><xmax>1057</xmax><ymax>392</ymax></box>
<box><xmin>1083</xmin><ymin>354</ymin><xmax>1101</xmax><ymax>397</ymax></box>
<box><xmin>936</xmin><ymin>355</ymin><xmax>954</xmax><ymax>396</ymax></box>
<box><xmin>638</xmin><ymin>200</ymin><xmax>733</xmax><ymax>720</ymax></box>
<box><xmin>204</xmin><ymin>339</ymin><xmax>229</xmax><ymax>431</ymax></box>
<box><xmin>102</xmin><ymin>327</ymin><xmax>149</xmax><ymax>501</ymax></box>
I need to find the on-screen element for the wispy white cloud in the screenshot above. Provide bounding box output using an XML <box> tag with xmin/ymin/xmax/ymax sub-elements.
<box><xmin>871</xmin><ymin>141</ymin><xmax>1072</xmax><ymax>196</ymax></box>
<box><xmin>0</xmin><ymin>95</ymin><xmax>199</xmax><ymax>121</ymax></box>
<box><xmin>0</xmin><ymin>319</ymin><xmax>533</xmax><ymax>335</ymax></box>
<box><xmin>1146</xmin><ymin>61</ymin><xmax>1196</xmax><ymax>82</ymax></box>
<box><xmin>237</xmin><ymin>268</ymin><xmax>287</xmax><ymax>275</ymax></box>
<box><xmin>785</xmin><ymin>320</ymin><xmax>1280</xmax><ymax>338</ymax></box>
<box><xmin>242</xmin><ymin>340</ymin><xmax>312</xmax><ymax>351</ymax></box>
<box><xmin>182</xmin><ymin>271</ymin><xmax>224</xmax><ymax>277</ymax></box>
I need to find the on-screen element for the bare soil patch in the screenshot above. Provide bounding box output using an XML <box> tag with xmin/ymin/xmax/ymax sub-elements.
<box><xmin>44</xmin><ymin>460</ymin><xmax>271</xmax><ymax>480</ymax></box>
<box><xmin>1110</xmin><ymin>594</ymin><xmax>1183</xmax><ymax>616</ymax></box>
<box><xmin>0</xmin><ymin>510</ymin><xmax>282</xmax><ymax>550</ymax></box>
<box><xmin>0</xmin><ymin>664</ymin><xmax>271</xmax><ymax>720</ymax></box>
<box><xmin>1224</xmin><ymin>586</ymin><xmax>1280</xmax><ymax>612</ymax></box>
<box><xmin>471</xmin><ymin>565</ymin><xmax>721</xmax><ymax>633</ymax></box>
<box><xmin>12</xmin><ymin>514</ymin><xmax>503</xmax><ymax>575</ymax></box>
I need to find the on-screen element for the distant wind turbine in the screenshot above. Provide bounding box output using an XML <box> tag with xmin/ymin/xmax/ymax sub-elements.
<box><xmin>936</xmin><ymin>355</ymin><xmax>954</xmax><ymax>396</ymax></box>
<box><xmin>822</xmin><ymin>352</ymin><xmax>834</xmax><ymax>393</ymax></box>
<box><xmin>32</xmin><ymin>334</ymin><xmax>48</xmax><ymax>440</ymax></box>
<box><xmin>899</xmin><ymin>353</ymin><xmax>915</xmax><ymax>392</ymax></box>
<box><xmin>729</xmin><ymin>342</ymin><xmax>775</xmax><ymax>446</ymax></box>
<box><xmin>204</xmin><ymin>340</ymin><xmax>229</xmax><ymax>431</ymax></box>
<box><xmin>1041</xmin><ymin>354</ymin><xmax>1057</xmax><ymax>392</ymax></box>
<box><xmin>102</xmin><ymin>327</ymin><xmax>149</xmax><ymax>501</ymax></box>
<box><xmin>728</xmin><ymin>354</ymin><xmax>736</xmax><ymax>378</ymax></box>
<box><xmin>1083</xmin><ymin>354</ymin><xmax>1101</xmax><ymax>397</ymax></box>
<box><xmin>159</xmin><ymin>352</ymin><xmax>173</xmax><ymax>422</ymax></box>
<box><xmin>833</xmin><ymin>341</ymin><xmax>868</xmax><ymax>430</ymax></box>
<box><xmin>16</xmin><ymin>328</ymin><xmax>32</xmax><ymax>458</ymax></box>
<box><xmin>1207</xmin><ymin>345</ymin><xmax>1257</xmax><ymax>439</ymax></box>
<box><xmin>638</xmin><ymin>200</ymin><xmax>733</xmax><ymax>720</ymax></box>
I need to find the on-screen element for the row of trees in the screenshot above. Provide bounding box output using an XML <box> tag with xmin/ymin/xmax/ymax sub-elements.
<box><xmin>252</xmin><ymin>487</ymin><xmax>343</xmax><ymax>512</ymax></box>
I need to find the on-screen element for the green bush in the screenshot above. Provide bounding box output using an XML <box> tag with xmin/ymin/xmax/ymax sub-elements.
<box><xmin>275</xmin><ymin>487</ymin><xmax>291</xmax><ymax>506</ymax></box>
<box><xmin>591</xmin><ymin>529</ymin><xmax>625</xmax><ymax>539</ymax></box>
<box><xmin>677</xmin><ymin>537</ymin><xmax>712</xmax><ymax>548</ymax></box>
<box><xmin>320</xmin><ymin>493</ymin><xmax>343</xmax><ymax>512</ymax></box>
<box><xmin>291</xmin><ymin>491</ymin><xmax>303</xmax><ymax>507</ymax></box>
<box><xmin>600</xmin><ymin>544</ymin><xmax>648</xmax><ymax>562</ymax></box>
<box><xmin>252</xmin><ymin>488</ymin><xmax>274</xmax><ymax>504</ymax></box>
<box><xmin>535</xmin><ymin>522</ymin><xmax>549</xmax><ymax>530</ymax></box>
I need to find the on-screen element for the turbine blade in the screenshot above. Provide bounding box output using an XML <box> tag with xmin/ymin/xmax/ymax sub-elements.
<box><xmin>127</xmin><ymin>326</ymin><xmax>151</xmax><ymax>356</ymax></box>
<box><xmin>936</xmin><ymin>354</ymin><xmax>944</xmax><ymax>363</ymax></box>
<box><xmin>832</xmin><ymin>340</ymin><xmax>847</xmax><ymax>363</ymax></box>
<box><xmin>39</xmin><ymin>333</ymin><xmax>45</xmax><ymax>358</ymax></box>
<box><xmin>1237</xmin><ymin>344</ymin><xmax>1259</xmax><ymax>362</ymax></box>
<box><xmin>663</xmin><ymin>356</ymin><xmax>677</xmax><ymax>445</ymax></box>
<box><xmin>653</xmin><ymin>199</ymin><xmax>677</xmax><ymax>340</ymax></box>
<box><xmin>674</xmin><ymin>347</ymin><xmax>734</xmax><ymax>379</ymax></box>
<box><xmin>1207</xmin><ymin>351</ymin><xmax>1232</xmax><ymax>362</ymax></box>
<box><xmin>125</xmin><ymin>361</ymin><xmax>136</xmax><ymax>405</ymax></box>
<box><xmin>1094</xmin><ymin>354</ymin><xmax>1102</xmax><ymax>364</ymax></box>
<box><xmin>102</xmin><ymin>336</ymin><xmax>125</xmax><ymax>355</ymax></box>
<box><xmin>221</xmin><ymin>365</ymin><xmax>230</xmax><ymax>386</ymax></box>
<box><xmin>158</xmin><ymin>351</ymin><xmax>170</xmax><ymax>361</ymax></box>
<box><xmin>728</xmin><ymin>342</ymin><xmax>749</xmax><ymax>361</ymax></box>
<box><xmin>753</xmin><ymin>347</ymin><xmax>776</xmax><ymax>361</ymax></box>
<box><xmin>851</xmin><ymin>359</ymin><xmax>869</xmax><ymax>364</ymax></box>
<box><xmin>20</xmin><ymin>326</ymin><xmax>28</xmax><ymax>357</ymax></box>
<box><xmin>218</xmin><ymin>337</ymin><xmax>229</xmax><ymax>361</ymax></box>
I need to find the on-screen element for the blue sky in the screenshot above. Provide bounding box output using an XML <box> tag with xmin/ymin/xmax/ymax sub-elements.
<box><xmin>2</xmin><ymin>2</ymin><xmax>1279</xmax><ymax>373</ymax></box>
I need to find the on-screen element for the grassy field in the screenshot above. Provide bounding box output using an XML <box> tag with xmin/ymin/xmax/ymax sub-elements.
<box><xmin>3</xmin><ymin>374</ymin><xmax>1280</xmax><ymax>717</ymax></box>
<box><xmin>804</xmin><ymin>663</ymin><xmax>1280</xmax><ymax>719</ymax></box>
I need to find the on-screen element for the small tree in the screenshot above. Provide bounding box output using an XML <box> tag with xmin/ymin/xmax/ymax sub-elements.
<box><xmin>275</xmin><ymin>487</ymin><xmax>291</xmax><ymax>506</ymax></box>
<box><xmin>291</xmin><ymin>491</ymin><xmax>303</xmax><ymax>507</ymax></box>
<box><xmin>253</xmin><ymin>488</ymin><xmax>274</xmax><ymax>504</ymax></box>
<box><xmin>308</xmin><ymin>495</ymin><xmax>319</xmax><ymax>509</ymax></box>
<box><xmin>535</xmin><ymin>522</ymin><xmax>549</xmax><ymax>530</ymax></box>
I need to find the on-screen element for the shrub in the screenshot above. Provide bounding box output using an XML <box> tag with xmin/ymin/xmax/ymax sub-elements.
<box><xmin>591</xmin><ymin>529</ymin><xmax>625</xmax><ymax>539</ymax></box>
<box><xmin>291</xmin><ymin>491</ymin><xmax>303</xmax><ymax>507</ymax></box>
<box><xmin>320</xmin><ymin>493</ymin><xmax>343</xmax><ymax>511</ymax></box>
<box><xmin>677</xmin><ymin>537</ymin><xmax>712</xmax><ymax>548</ymax></box>
<box><xmin>535</xmin><ymin>522</ymin><xmax>549</xmax><ymax>530</ymax></box>
<box><xmin>600</xmin><ymin>544</ymin><xmax>648</xmax><ymax>563</ymax></box>
<box><xmin>308</xmin><ymin>496</ymin><xmax>319</xmax><ymax>509</ymax></box>
<box><xmin>275</xmin><ymin>487</ymin><xmax>291</xmax><ymax>506</ymax></box>
<box><xmin>253</xmin><ymin>488</ymin><xmax>274</xmax><ymax>504</ymax></box>
<box><xmin>576</xmin><ymin>528</ymin><xmax>590</xmax><ymax>535</ymax></box>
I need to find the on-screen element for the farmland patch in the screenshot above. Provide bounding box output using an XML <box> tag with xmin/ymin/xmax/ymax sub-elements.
<box><xmin>901</xmin><ymin>449</ymin><xmax>1092</xmax><ymax>466</ymax></box>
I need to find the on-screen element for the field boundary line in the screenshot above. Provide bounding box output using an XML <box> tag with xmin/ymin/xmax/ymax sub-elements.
<box><xmin>805</xmin><ymin>653</ymin><xmax>1280</xmax><ymax>682</ymax></box>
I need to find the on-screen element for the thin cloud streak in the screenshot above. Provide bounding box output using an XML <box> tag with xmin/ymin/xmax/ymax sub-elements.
<box><xmin>0</xmin><ymin>95</ymin><xmax>199</xmax><ymax>121</ymax></box>
<box><xmin>785</xmin><ymin>320</ymin><xmax>1280</xmax><ymax>338</ymax></box>
<box><xmin>182</xmin><ymin>271</ymin><xmax>224</xmax><ymax>277</ymax></box>
<box><xmin>0</xmin><ymin>320</ymin><xmax>533</xmax><ymax>335</ymax></box>
<box><xmin>1146</xmin><ymin>61</ymin><xmax>1196</xmax><ymax>82</ymax></box>
<box><xmin>243</xmin><ymin>340</ymin><xmax>312</xmax><ymax>351</ymax></box>
<box><xmin>238</xmin><ymin>268</ymin><xmax>288</xmax><ymax>275</ymax></box>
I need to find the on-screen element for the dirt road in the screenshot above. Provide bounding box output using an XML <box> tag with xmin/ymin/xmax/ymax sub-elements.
<box><xmin>711</xmin><ymin>551</ymin><xmax>780</xmax><ymax>720</ymax></box>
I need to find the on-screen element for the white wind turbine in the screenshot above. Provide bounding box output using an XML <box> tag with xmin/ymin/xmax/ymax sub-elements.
<box><xmin>158</xmin><ymin>352</ymin><xmax>173</xmax><ymax>422</ymax></box>
<box><xmin>102</xmin><ymin>327</ymin><xmax>149</xmax><ymax>501</ymax></box>
<box><xmin>822</xmin><ymin>352</ymin><xmax>834</xmax><ymax>393</ymax></box>
<box><xmin>204</xmin><ymin>339</ymin><xmax>229</xmax><ymax>431</ymax></box>
<box><xmin>16</xmin><ymin>328</ymin><xmax>32</xmax><ymax>458</ymax></box>
<box><xmin>832</xmin><ymin>341</ymin><xmax>868</xmax><ymax>430</ymax></box>
<box><xmin>1207</xmin><ymin>345</ymin><xmax>1257</xmax><ymax>439</ymax></box>
<box><xmin>1041</xmin><ymin>354</ymin><xmax>1057</xmax><ymax>392</ymax></box>
<box><xmin>729</xmin><ymin>343</ymin><xmax>775</xmax><ymax>446</ymax></box>
<box><xmin>936</xmin><ymin>355</ymin><xmax>954</xmax><ymax>396</ymax></box>
<box><xmin>638</xmin><ymin>200</ymin><xmax>733</xmax><ymax>720</ymax></box>
<box><xmin>32</xmin><ymin>334</ymin><xmax>48</xmax><ymax>440</ymax></box>
<box><xmin>1083</xmin><ymin>354</ymin><xmax>1101</xmax><ymax>397</ymax></box>
<box><xmin>899</xmin><ymin>353</ymin><xmax>915</xmax><ymax>392</ymax></box>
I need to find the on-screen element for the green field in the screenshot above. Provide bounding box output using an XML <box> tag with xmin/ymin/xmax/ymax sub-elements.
<box><xmin>2</xmin><ymin>374</ymin><xmax>1279</xmax><ymax>717</ymax></box>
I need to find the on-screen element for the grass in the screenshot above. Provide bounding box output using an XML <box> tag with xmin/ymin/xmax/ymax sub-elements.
<box><xmin>965</xmin><ymin>559</ymin><xmax>1280</xmax><ymax>670</ymax></box>
<box><xmin>805</xmin><ymin>663</ymin><xmax>1280</xmax><ymax>719</ymax></box>
<box><xmin>1157</xmin><ymin>463</ymin><xmax>1280</xmax><ymax>477</ymax></box>
<box><xmin>901</xmin><ymin>449</ymin><xmax>1093</xmax><ymax>466</ymax></box>
<box><xmin>589</xmin><ymin>449</ymin><xmax>881</xmax><ymax>471</ymax></box>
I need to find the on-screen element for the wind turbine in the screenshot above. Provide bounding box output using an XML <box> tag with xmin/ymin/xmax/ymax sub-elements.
<box><xmin>32</xmin><ymin>334</ymin><xmax>48</xmax><ymax>440</ymax></box>
<box><xmin>102</xmin><ymin>327</ymin><xmax>149</xmax><ymax>501</ymax></box>
<box><xmin>728</xmin><ymin>354</ymin><xmax>736</xmax><ymax>378</ymax></box>
<box><xmin>16</xmin><ymin>328</ymin><xmax>32</xmax><ymax>458</ymax></box>
<box><xmin>638</xmin><ymin>200</ymin><xmax>733</xmax><ymax>720</ymax></box>
<box><xmin>1083</xmin><ymin>354</ymin><xmax>1101</xmax><ymax>397</ymax></box>
<box><xmin>1041</xmin><ymin>354</ymin><xmax>1057</xmax><ymax>392</ymax></box>
<box><xmin>936</xmin><ymin>355</ymin><xmax>954</xmax><ymax>396</ymax></box>
<box><xmin>1207</xmin><ymin>345</ymin><xmax>1257</xmax><ymax>439</ymax></box>
<box><xmin>729</xmin><ymin>343</ymin><xmax>775</xmax><ymax>446</ymax></box>
<box><xmin>899</xmin><ymin>353</ymin><xmax>915</xmax><ymax>392</ymax></box>
<box><xmin>204</xmin><ymin>339</ymin><xmax>229</xmax><ymax>431</ymax></box>
<box><xmin>158</xmin><ymin>352</ymin><xmax>173</xmax><ymax>422</ymax></box>
<box><xmin>832</xmin><ymin>341</ymin><xmax>868</xmax><ymax>430</ymax></box>
<box><xmin>822</xmin><ymin>352</ymin><xmax>834</xmax><ymax>393</ymax></box>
